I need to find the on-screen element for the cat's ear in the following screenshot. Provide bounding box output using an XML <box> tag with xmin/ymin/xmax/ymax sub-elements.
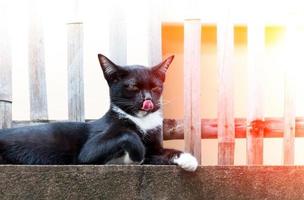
<box><xmin>152</xmin><ymin>55</ymin><xmax>174</xmax><ymax>81</ymax></box>
<box><xmin>98</xmin><ymin>54</ymin><xmax>122</xmax><ymax>83</ymax></box>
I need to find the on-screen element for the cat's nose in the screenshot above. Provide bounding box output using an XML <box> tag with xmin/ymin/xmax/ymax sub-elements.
<box><xmin>143</xmin><ymin>92</ymin><xmax>152</xmax><ymax>101</ymax></box>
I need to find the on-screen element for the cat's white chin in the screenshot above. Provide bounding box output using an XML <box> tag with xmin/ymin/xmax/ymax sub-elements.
<box><xmin>173</xmin><ymin>153</ymin><xmax>198</xmax><ymax>172</ymax></box>
<box><xmin>113</xmin><ymin>105</ymin><xmax>163</xmax><ymax>133</ymax></box>
<box><xmin>136</xmin><ymin>110</ymin><xmax>148</xmax><ymax>118</ymax></box>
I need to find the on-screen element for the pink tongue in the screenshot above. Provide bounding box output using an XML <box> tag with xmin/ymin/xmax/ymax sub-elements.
<box><xmin>141</xmin><ymin>100</ymin><xmax>154</xmax><ymax>111</ymax></box>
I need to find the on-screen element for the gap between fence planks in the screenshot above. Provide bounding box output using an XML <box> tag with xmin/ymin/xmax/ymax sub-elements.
<box><xmin>183</xmin><ymin>19</ymin><xmax>202</xmax><ymax>164</ymax></box>
<box><xmin>217</xmin><ymin>17</ymin><xmax>235</xmax><ymax>165</ymax></box>
<box><xmin>0</xmin><ymin>2</ymin><xmax>12</xmax><ymax>129</ymax></box>
<box><xmin>246</xmin><ymin>23</ymin><xmax>264</xmax><ymax>165</ymax></box>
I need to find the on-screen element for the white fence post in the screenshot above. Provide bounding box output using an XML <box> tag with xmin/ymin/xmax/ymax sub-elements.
<box><xmin>109</xmin><ymin>1</ymin><xmax>127</xmax><ymax>65</ymax></box>
<box><xmin>217</xmin><ymin>16</ymin><xmax>235</xmax><ymax>165</ymax></box>
<box><xmin>247</xmin><ymin>22</ymin><xmax>264</xmax><ymax>165</ymax></box>
<box><xmin>147</xmin><ymin>0</ymin><xmax>164</xmax><ymax>143</ymax></box>
<box><xmin>147</xmin><ymin>0</ymin><xmax>162</xmax><ymax>66</ymax></box>
<box><xmin>184</xmin><ymin>19</ymin><xmax>202</xmax><ymax>164</ymax></box>
<box><xmin>28</xmin><ymin>0</ymin><xmax>48</xmax><ymax>121</ymax></box>
<box><xmin>283</xmin><ymin>24</ymin><xmax>297</xmax><ymax>165</ymax></box>
<box><xmin>0</xmin><ymin>1</ymin><xmax>12</xmax><ymax>129</ymax></box>
<box><xmin>67</xmin><ymin>0</ymin><xmax>85</xmax><ymax>122</ymax></box>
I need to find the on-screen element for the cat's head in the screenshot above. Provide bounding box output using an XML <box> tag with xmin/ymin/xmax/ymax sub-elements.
<box><xmin>98</xmin><ymin>54</ymin><xmax>174</xmax><ymax>117</ymax></box>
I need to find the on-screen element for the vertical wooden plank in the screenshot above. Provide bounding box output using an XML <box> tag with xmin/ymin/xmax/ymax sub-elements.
<box><xmin>283</xmin><ymin>25</ymin><xmax>296</xmax><ymax>165</ymax></box>
<box><xmin>217</xmin><ymin>18</ymin><xmax>235</xmax><ymax>165</ymax></box>
<box><xmin>67</xmin><ymin>23</ymin><xmax>84</xmax><ymax>122</ymax></box>
<box><xmin>0</xmin><ymin>1</ymin><xmax>12</xmax><ymax>129</ymax></box>
<box><xmin>67</xmin><ymin>0</ymin><xmax>84</xmax><ymax>122</ymax></box>
<box><xmin>28</xmin><ymin>0</ymin><xmax>48</xmax><ymax>121</ymax></box>
<box><xmin>147</xmin><ymin>0</ymin><xmax>162</xmax><ymax>66</ymax></box>
<box><xmin>283</xmin><ymin>74</ymin><xmax>295</xmax><ymax>165</ymax></box>
<box><xmin>184</xmin><ymin>19</ymin><xmax>202</xmax><ymax>164</ymax></box>
<box><xmin>109</xmin><ymin>1</ymin><xmax>127</xmax><ymax>65</ymax></box>
<box><xmin>147</xmin><ymin>0</ymin><xmax>164</xmax><ymax>144</ymax></box>
<box><xmin>247</xmin><ymin>23</ymin><xmax>264</xmax><ymax>165</ymax></box>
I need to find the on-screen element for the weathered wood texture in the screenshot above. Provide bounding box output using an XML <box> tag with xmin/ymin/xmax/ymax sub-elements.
<box><xmin>28</xmin><ymin>0</ymin><xmax>48</xmax><ymax>121</ymax></box>
<box><xmin>217</xmin><ymin>19</ymin><xmax>235</xmax><ymax>165</ymax></box>
<box><xmin>109</xmin><ymin>2</ymin><xmax>127</xmax><ymax>65</ymax></box>
<box><xmin>184</xmin><ymin>19</ymin><xmax>202</xmax><ymax>164</ymax></box>
<box><xmin>67</xmin><ymin>22</ymin><xmax>85</xmax><ymax>122</ymax></box>
<box><xmin>247</xmin><ymin>23</ymin><xmax>264</xmax><ymax>165</ymax></box>
<box><xmin>0</xmin><ymin>2</ymin><xmax>12</xmax><ymax>129</ymax></box>
<box><xmin>147</xmin><ymin>1</ymin><xmax>162</xmax><ymax>66</ymax></box>
<box><xmin>0</xmin><ymin>104</ymin><xmax>12</xmax><ymax>129</ymax></box>
<box><xmin>0</xmin><ymin>166</ymin><xmax>304</xmax><ymax>200</ymax></box>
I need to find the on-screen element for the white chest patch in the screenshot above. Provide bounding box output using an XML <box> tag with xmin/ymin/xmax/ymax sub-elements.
<box><xmin>112</xmin><ymin>105</ymin><xmax>163</xmax><ymax>133</ymax></box>
<box><xmin>106</xmin><ymin>151</ymin><xmax>143</xmax><ymax>165</ymax></box>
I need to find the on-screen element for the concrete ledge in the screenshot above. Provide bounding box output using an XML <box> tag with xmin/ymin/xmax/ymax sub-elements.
<box><xmin>0</xmin><ymin>165</ymin><xmax>303</xmax><ymax>199</ymax></box>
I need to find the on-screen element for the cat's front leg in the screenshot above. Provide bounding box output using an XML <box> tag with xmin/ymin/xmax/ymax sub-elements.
<box><xmin>78</xmin><ymin>132</ymin><xmax>145</xmax><ymax>164</ymax></box>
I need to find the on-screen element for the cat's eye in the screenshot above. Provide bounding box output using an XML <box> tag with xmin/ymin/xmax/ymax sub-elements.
<box><xmin>126</xmin><ymin>85</ymin><xmax>139</xmax><ymax>91</ymax></box>
<box><xmin>152</xmin><ymin>86</ymin><xmax>161</xmax><ymax>92</ymax></box>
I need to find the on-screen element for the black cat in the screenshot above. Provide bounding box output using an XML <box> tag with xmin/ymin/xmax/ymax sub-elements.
<box><xmin>0</xmin><ymin>54</ymin><xmax>198</xmax><ymax>171</ymax></box>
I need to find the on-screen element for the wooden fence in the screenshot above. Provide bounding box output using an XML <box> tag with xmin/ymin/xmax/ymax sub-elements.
<box><xmin>0</xmin><ymin>1</ymin><xmax>299</xmax><ymax>166</ymax></box>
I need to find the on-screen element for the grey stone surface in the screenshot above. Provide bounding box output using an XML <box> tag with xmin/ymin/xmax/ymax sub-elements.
<box><xmin>0</xmin><ymin>165</ymin><xmax>304</xmax><ymax>200</ymax></box>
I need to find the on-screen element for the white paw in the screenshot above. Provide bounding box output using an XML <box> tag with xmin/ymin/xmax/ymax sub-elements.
<box><xmin>173</xmin><ymin>153</ymin><xmax>198</xmax><ymax>172</ymax></box>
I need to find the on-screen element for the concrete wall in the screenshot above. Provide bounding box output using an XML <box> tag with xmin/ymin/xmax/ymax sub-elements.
<box><xmin>0</xmin><ymin>165</ymin><xmax>303</xmax><ymax>200</ymax></box>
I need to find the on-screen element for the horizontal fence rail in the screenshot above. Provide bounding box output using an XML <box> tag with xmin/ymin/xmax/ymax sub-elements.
<box><xmin>163</xmin><ymin>118</ymin><xmax>304</xmax><ymax>140</ymax></box>
<box><xmin>9</xmin><ymin>117</ymin><xmax>304</xmax><ymax>139</ymax></box>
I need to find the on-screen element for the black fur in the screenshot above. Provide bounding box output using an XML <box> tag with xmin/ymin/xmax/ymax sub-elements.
<box><xmin>0</xmin><ymin>54</ymin><xmax>182</xmax><ymax>165</ymax></box>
